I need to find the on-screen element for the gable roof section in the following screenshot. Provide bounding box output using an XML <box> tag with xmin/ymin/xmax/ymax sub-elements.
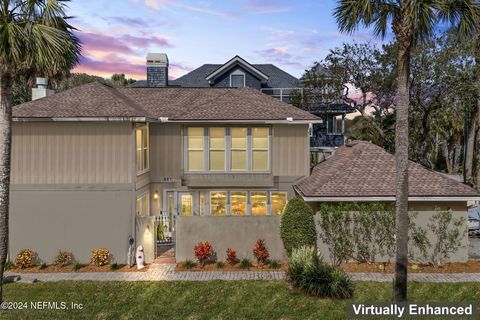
<box><xmin>205</xmin><ymin>56</ymin><xmax>269</xmax><ymax>82</ymax></box>
<box><xmin>13</xmin><ymin>81</ymin><xmax>320</xmax><ymax>122</ymax></box>
<box><xmin>295</xmin><ymin>141</ymin><xmax>480</xmax><ymax>201</ymax></box>
<box><xmin>13</xmin><ymin>82</ymin><xmax>150</xmax><ymax>119</ymax></box>
<box><xmin>129</xmin><ymin>63</ymin><xmax>299</xmax><ymax>88</ymax></box>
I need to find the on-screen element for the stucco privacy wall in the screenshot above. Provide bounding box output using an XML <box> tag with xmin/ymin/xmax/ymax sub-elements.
<box><xmin>176</xmin><ymin>201</ymin><xmax>469</xmax><ymax>263</ymax></box>
<box><xmin>10</xmin><ymin>190</ymin><xmax>133</xmax><ymax>264</ymax></box>
<box><xmin>176</xmin><ymin>216</ymin><xmax>286</xmax><ymax>261</ymax></box>
<box><xmin>314</xmin><ymin>201</ymin><xmax>469</xmax><ymax>263</ymax></box>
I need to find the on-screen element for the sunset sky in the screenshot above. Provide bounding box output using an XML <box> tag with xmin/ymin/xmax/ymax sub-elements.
<box><xmin>69</xmin><ymin>0</ymin><xmax>388</xmax><ymax>80</ymax></box>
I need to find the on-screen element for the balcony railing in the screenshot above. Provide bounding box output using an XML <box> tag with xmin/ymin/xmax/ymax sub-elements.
<box><xmin>260</xmin><ymin>88</ymin><xmax>302</xmax><ymax>103</ymax></box>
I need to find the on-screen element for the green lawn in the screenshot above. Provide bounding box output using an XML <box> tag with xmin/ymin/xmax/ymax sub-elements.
<box><xmin>2</xmin><ymin>281</ymin><xmax>479</xmax><ymax>319</ymax></box>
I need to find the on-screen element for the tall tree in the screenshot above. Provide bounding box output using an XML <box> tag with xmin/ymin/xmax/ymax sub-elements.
<box><xmin>0</xmin><ymin>0</ymin><xmax>80</xmax><ymax>301</ymax></box>
<box><xmin>334</xmin><ymin>0</ymin><xmax>480</xmax><ymax>301</ymax></box>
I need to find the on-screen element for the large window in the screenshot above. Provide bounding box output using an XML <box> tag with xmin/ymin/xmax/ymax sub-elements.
<box><xmin>231</xmin><ymin>128</ymin><xmax>247</xmax><ymax>171</ymax></box>
<box><xmin>209</xmin><ymin>128</ymin><xmax>226</xmax><ymax>171</ymax></box>
<box><xmin>185</xmin><ymin>127</ymin><xmax>270</xmax><ymax>172</ymax></box>
<box><xmin>166</xmin><ymin>190</ymin><xmax>287</xmax><ymax>217</ymax></box>
<box><xmin>180</xmin><ymin>193</ymin><xmax>193</xmax><ymax>216</ymax></box>
<box><xmin>136</xmin><ymin>126</ymin><xmax>149</xmax><ymax>174</ymax></box>
<box><xmin>187</xmin><ymin>128</ymin><xmax>204</xmax><ymax>171</ymax></box>
<box><xmin>251</xmin><ymin>192</ymin><xmax>267</xmax><ymax>216</ymax></box>
<box><xmin>210</xmin><ymin>191</ymin><xmax>227</xmax><ymax>216</ymax></box>
<box><xmin>252</xmin><ymin>128</ymin><xmax>269</xmax><ymax>171</ymax></box>
<box><xmin>271</xmin><ymin>192</ymin><xmax>287</xmax><ymax>215</ymax></box>
<box><xmin>136</xmin><ymin>192</ymin><xmax>150</xmax><ymax>217</ymax></box>
<box><xmin>230</xmin><ymin>192</ymin><xmax>247</xmax><ymax>216</ymax></box>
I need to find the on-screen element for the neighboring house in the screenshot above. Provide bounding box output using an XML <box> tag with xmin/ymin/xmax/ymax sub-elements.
<box><xmin>295</xmin><ymin>141</ymin><xmax>480</xmax><ymax>262</ymax></box>
<box><xmin>10</xmin><ymin>79</ymin><xmax>320</xmax><ymax>264</ymax></box>
<box><xmin>130</xmin><ymin>53</ymin><xmax>354</xmax><ymax>152</ymax></box>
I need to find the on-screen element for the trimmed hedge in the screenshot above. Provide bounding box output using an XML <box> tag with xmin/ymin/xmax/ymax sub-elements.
<box><xmin>280</xmin><ymin>197</ymin><xmax>317</xmax><ymax>256</ymax></box>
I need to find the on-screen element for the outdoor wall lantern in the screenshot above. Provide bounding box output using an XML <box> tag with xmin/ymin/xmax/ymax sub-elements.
<box><xmin>153</xmin><ymin>191</ymin><xmax>159</xmax><ymax>200</ymax></box>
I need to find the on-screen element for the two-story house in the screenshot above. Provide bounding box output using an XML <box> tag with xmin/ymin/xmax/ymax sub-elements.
<box><xmin>10</xmin><ymin>77</ymin><xmax>320</xmax><ymax>264</ymax></box>
<box><xmin>131</xmin><ymin>54</ymin><xmax>355</xmax><ymax>155</ymax></box>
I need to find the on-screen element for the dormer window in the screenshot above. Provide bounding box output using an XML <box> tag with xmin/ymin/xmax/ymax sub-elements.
<box><xmin>230</xmin><ymin>70</ymin><xmax>245</xmax><ymax>88</ymax></box>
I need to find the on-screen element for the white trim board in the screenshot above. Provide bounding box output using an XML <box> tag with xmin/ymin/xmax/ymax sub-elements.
<box><xmin>205</xmin><ymin>56</ymin><xmax>269</xmax><ymax>81</ymax></box>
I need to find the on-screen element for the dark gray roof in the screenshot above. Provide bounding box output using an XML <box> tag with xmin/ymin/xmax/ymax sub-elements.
<box><xmin>129</xmin><ymin>63</ymin><xmax>299</xmax><ymax>88</ymax></box>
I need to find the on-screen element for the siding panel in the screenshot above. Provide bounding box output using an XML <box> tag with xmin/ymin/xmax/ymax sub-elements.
<box><xmin>272</xmin><ymin>124</ymin><xmax>309</xmax><ymax>177</ymax></box>
<box><xmin>12</xmin><ymin>122</ymin><xmax>133</xmax><ymax>185</ymax></box>
<box><xmin>150</xmin><ymin>123</ymin><xmax>182</xmax><ymax>180</ymax></box>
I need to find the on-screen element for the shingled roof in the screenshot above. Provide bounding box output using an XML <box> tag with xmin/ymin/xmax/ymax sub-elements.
<box><xmin>295</xmin><ymin>141</ymin><xmax>480</xmax><ymax>200</ymax></box>
<box><xmin>13</xmin><ymin>81</ymin><xmax>320</xmax><ymax>122</ymax></box>
<box><xmin>129</xmin><ymin>64</ymin><xmax>299</xmax><ymax>88</ymax></box>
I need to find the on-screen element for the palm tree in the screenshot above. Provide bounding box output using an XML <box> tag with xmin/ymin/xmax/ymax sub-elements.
<box><xmin>0</xmin><ymin>0</ymin><xmax>80</xmax><ymax>301</ymax></box>
<box><xmin>334</xmin><ymin>0</ymin><xmax>480</xmax><ymax>301</ymax></box>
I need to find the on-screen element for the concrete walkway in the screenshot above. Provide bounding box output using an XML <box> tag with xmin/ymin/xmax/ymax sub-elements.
<box><xmin>7</xmin><ymin>264</ymin><xmax>480</xmax><ymax>283</ymax></box>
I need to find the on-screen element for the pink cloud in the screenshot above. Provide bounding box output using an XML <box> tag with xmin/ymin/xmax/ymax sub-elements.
<box><xmin>255</xmin><ymin>48</ymin><xmax>302</xmax><ymax>68</ymax></box>
<box><xmin>74</xmin><ymin>56</ymin><xmax>145</xmax><ymax>79</ymax></box>
<box><xmin>77</xmin><ymin>32</ymin><xmax>134</xmax><ymax>54</ymax></box>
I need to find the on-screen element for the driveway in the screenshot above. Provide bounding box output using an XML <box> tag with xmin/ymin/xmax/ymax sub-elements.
<box><xmin>469</xmin><ymin>237</ymin><xmax>480</xmax><ymax>260</ymax></box>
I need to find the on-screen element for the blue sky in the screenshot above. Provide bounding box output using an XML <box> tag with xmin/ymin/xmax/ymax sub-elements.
<box><xmin>70</xmin><ymin>0</ymin><xmax>384</xmax><ymax>79</ymax></box>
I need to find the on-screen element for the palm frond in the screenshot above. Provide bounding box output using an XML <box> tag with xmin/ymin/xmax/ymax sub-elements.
<box><xmin>334</xmin><ymin>0</ymin><xmax>399</xmax><ymax>39</ymax></box>
<box><xmin>435</xmin><ymin>0</ymin><xmax>480</xmax><ymax>38</ymax></box>
<box><xmin>0</xmin><ymin>0</ymin><xmax>81</xmax><ymax>78</ymax></box>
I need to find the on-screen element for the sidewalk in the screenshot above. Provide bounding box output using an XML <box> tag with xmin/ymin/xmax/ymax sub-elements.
<box><xmin>7</xmin><ymin>264</ymin><xmax>480</xmax><ymax>283</ymax></box>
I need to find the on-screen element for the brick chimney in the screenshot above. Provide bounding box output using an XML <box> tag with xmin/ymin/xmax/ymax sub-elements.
<box><xmin>146</xmin><ymin>53</ymin><xmax>168</xmax><ymax>87</ymax></box>
<box><xmin>32</xmin><ymin>77</ymin><xmax>54</xmax><ymax>100</ymax></box>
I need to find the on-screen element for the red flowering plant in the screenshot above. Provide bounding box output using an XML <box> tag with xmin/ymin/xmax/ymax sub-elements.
<box><xmin>225</xmin><ymin>248</ymin><xmax>237</xmax><ymax>265</ymax></box>
<box><xmin>194</xmin><ymin>241</ymin><xmax>214</xmax><ymax>267</ymax></box>
<box><xmin>253</xmin><ymin>239</ymin><xmax>269</xmax><ymax>266</ymax></box>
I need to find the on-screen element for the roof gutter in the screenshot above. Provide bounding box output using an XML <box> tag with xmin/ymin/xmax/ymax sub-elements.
<box><xmin>294</xmin><ymin>187</ymin><xmax>480</xmax><ymax>202</ymax></box>
<box><xmin>158</xmin><ymin>119</ymin><xmax>322</xmax><ymax>124</ymax></box>
<box><xmin>13</xmin><ymin>117</ymin><xmax>149</xmax><ymax>122</ymax></box>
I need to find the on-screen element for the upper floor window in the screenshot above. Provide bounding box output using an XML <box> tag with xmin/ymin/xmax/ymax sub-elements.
<box><xmin>186</xmin><ymin>127</ymin><xmax>270</xmax><ymax>172</ymax></box>
<box><xmin>230</xmin><ymin>70</ymin><xmax>245</xmax><ymax>88</ymax></box>
<box><xmin>136</xmin><ymin>126</ymin><xmax>149</xmax><ymax>174</ymax></box>
<box><xmin>187</xmin><ymin>127</ymin><xmax>204</xmax><ymax>171</ymax></box>
<box><xmin>209</xmin><ymin>128</ymin><xmax>226</xmax><ymax>171</ymax></box>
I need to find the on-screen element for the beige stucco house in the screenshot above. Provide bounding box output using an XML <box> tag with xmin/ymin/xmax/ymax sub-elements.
<box><xmin>10</xmin><ymin>81</ymin><xmax>320</xmax><ymax>264</ymax></box>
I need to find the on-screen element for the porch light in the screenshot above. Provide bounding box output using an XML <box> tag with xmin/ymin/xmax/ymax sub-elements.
<box><xmin>153</xmin><ymin>191</ymin><xmax>159</xmax><ymax>200</ymax></box>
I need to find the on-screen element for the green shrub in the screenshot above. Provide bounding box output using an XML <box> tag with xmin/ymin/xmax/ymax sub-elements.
<box><xmin>428</xmin><ymin>208</ymin><xmax>466</xmax><ymax>266</ymax></box>
<box><xmin>40</xmin><ymin>263</ymin><xmax>47</xmax><ymax>269</ymax></box>
<box><xmin>183</xmin><ymin>260</ymin><xmax>196</xmax><ymax>270</ymax></box>
<box><xmin>280</xmin><ymin>198</ymin><xmax>317</xmax><ymax>256</ymax></box>
<box><xmin>73</xmin><ymin>261</ymin><xmax>83</xmax><ymax>271</ymax></box>
<box><xmin>287</xmin><ymin>246</ymin><xmax>354</xmax><ymax>299</ymax></box>
<box><xmin>268</xmin><ymin>260</ymin><xmax>281</xmax><ymax>269</ymax></box>
<box><xmin>53</xmin><ymin>250</ymin><xmax>74</xmax><ymax>267</ymax></box>
<box><xmin>5</xmin><ymin>260</ymin><xmax>14</xmax><ymax>270</ymax></box>
<box><xmin>239</xmin><ymin>258</ymin><xmax>252</xmax><ymax>269</ymax></box>
<box><xmin>111</xmin><ymin>263</ymin><xmax>120</xmax><ymax>270</ymax></box>
<box><xmin>216</xmin><ymin>261</ymin><xmax>224</xmax><ymax>269</ymax></box>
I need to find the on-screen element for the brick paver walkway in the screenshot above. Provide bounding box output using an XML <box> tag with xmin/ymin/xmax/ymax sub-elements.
<box><xmin>7</xmin><ymin>264</ymin><xmax>480</xmax><ymax>283</ymax></box>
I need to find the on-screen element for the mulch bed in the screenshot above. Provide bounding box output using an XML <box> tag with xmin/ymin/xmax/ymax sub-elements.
<box><xmin>340</xmin><ymin>260</ymin><xmax>480</xmax><ymax>273</ymax></box>
<box><xmin>176</xmin><ymin>262</ymin><xmax>287</xmax><ymax>272</ymax></box>
<box><xmin>6</xmin><ymin>263</ymin><xmax>149</xmax><ymax>273</ymax></box>
<box><xmin>176</xmin><ymin>260</ymin><xmax>480</xmax><ymax>273</ymax></box>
